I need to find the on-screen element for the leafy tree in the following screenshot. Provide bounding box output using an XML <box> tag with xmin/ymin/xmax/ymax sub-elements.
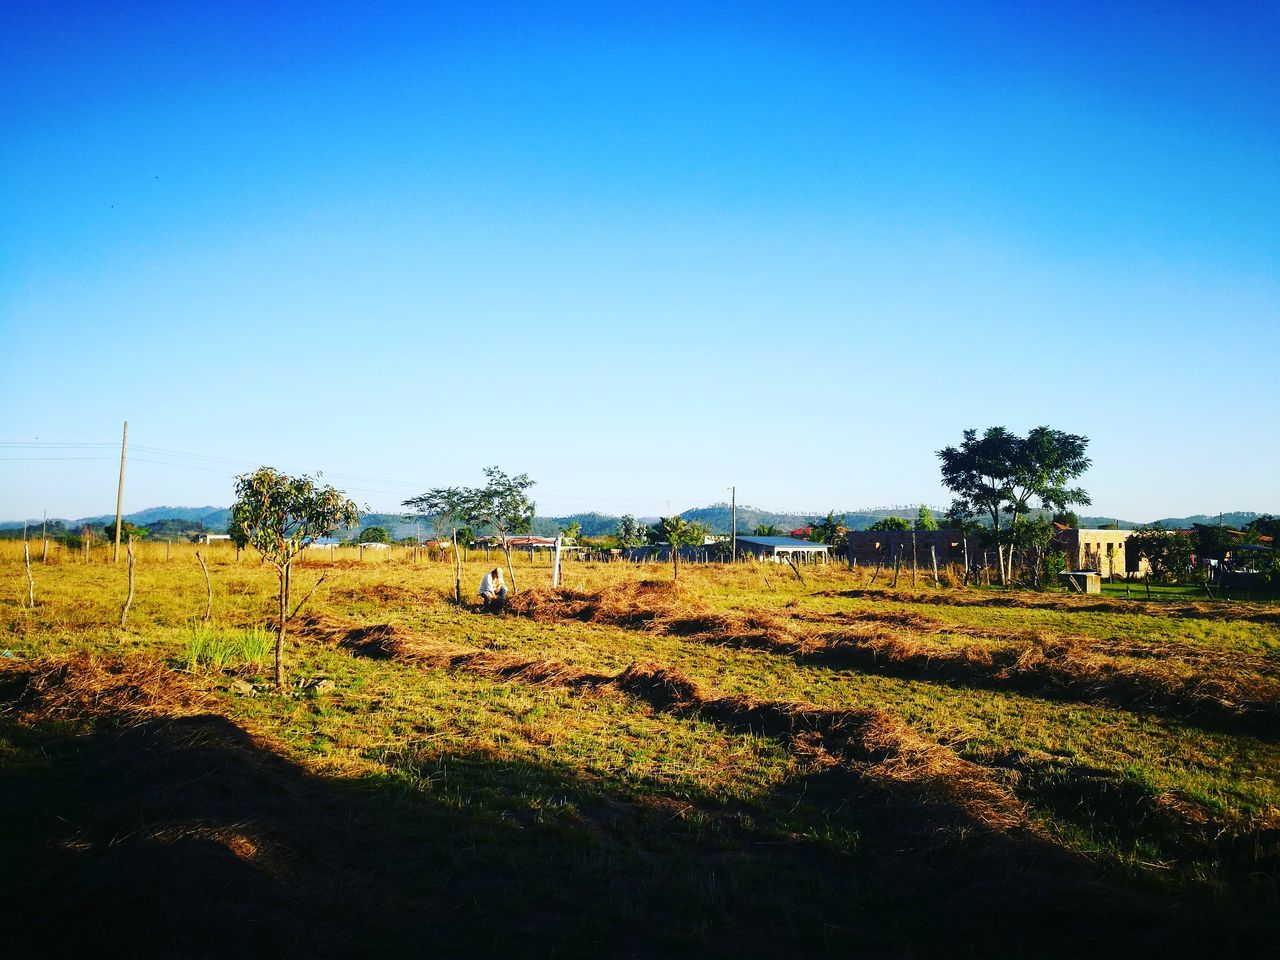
<box><xmin>1128</xmin><ymin>525</ymin><xmax>1194</xmax><ymax>584</ymax></box>
<box><xmin>938</xmin><ymin>426</ymin><xmax>1091</xmax><ymax>582</ymax></box>
<box><xmin>615</xmin><ymin>514</ymin><xmax>645</xmax><ymax>549</ymax></box>
<box><xmin>102</xmin><ymin>519</ymin><xmax>147</xmax><ymax>543</ymax></box>
<box><xmin>230</xmin><ymin>468</ymin><xmax>359</xmax><ymax>688</ymax></box>
<box><xmin>454</xmin><ymin>526</ymin><xmax>474</xmax><ymax>548</ymax></box>
<box><xmin>1051</xmin><ymin>511</ymin><xmax>1079</xmax><ymax>528</ymax></box>
<box><xmin>406</xmin><ymin>470</ymin><xmax>535</xmax><ymax>593</ymax></box>
<box><xmin>754</xmin><ymin>522</ymin><xmax>782</xmax><ymax>537</ymax></box>
<box><xmin>403</xmin><ymin>486</ymin><xmax>470</xmax><ymax>547</ymax></box>
<box><xmin>807</xmin><ymin>511</ymin><xmax>847</xmax><ymax>547</ymax></box>
<box><xmin>358</xmin><ymin>526</ymin><xmax>391</xmax><ymax>544</ymax></box>
<box><xmin>914</xmin><ymin>506</ymin><xmax>939</xmax><ymax>531</ymax></box>
<box><xmin>560</xmin><ymin>521</ymin><xmax>582</xmax><ymax>541</ymax></box>
<box><xmin>868</xmin><ymin>516</ymin><xmax>911</xmax><ymax>532</ymax></box>
<box><xmin>660</xmin><ymin>515</ymin><xmax>708</xmax><ymax>582</ymax></box>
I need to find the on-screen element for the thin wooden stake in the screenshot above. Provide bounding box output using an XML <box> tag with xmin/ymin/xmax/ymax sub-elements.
<box><xmin>196</xmin><ymin>550</ymin><xmax>212</xmax><ymax>622</ymax></box>
<box><xmin>891</xmin><ymin>547</ymin><xmax>901</xmax><ymax>588</ymax></box>
<box><xmin>24</xmin><ymin>541</ymin><xmax>35</xmax><ymax>607</ymax></box>
<box><xmin>930</xmin><ymin>546</ymin><xmax>940</xmax><ymax>586</ymax></box>
<box><xmin>784</xmin><ymin>553</ymin><xmax>806</xmax><ymax>584</ymax></box>
<box><xmin>119</xmin><ymin>539</ymin><xmax>136</xmax><ymax>629</ymax></box>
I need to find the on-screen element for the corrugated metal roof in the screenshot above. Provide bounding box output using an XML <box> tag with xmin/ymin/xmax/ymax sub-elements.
<box><xmin>736</xmin><ymin>536</ymin><xmax>829</xmax><ymax>549</ymax></box>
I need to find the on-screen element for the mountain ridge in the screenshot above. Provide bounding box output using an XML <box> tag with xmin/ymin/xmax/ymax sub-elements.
<box><xmin>2</xmin><ymin>506</ymin><xmax>1269</xmax><ymax>539</ymax></box>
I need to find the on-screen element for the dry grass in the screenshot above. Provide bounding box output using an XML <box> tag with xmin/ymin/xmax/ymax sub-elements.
<box><xmin>0</xmin><ymin>651</ymin><xmax>210</xmax><ymax>726</ymax></box>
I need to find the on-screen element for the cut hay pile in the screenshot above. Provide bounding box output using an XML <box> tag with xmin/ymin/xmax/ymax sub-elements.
<box><xmin>300</xmin><ymin>613</ymin><xmax>1028</xmax><ymax>834</ymax></box>
<box><xmin>505</xmin><ymin>584</ymin><xmax>1280</xmax><ymax>733</ymax></box>
<box><xmin>0</xmin><ymin>651</ymin><xmax>210</xmax><ymax>726</ymax></box>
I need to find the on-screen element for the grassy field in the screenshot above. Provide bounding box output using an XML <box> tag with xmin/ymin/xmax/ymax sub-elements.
<box><xmin>2</xmin><ymin>540</ymin><xmax>1278</xmax><ymax>957</ymax></box>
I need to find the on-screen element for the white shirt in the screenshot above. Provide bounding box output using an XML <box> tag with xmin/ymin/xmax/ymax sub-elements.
<box><xmin>479</xmin><ymin>572</ymin><xmax>503</xmax><ymax>596</ymax></box>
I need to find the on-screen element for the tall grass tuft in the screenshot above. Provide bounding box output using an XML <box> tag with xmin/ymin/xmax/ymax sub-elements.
<box><xmin>184</xmin><ymin>624</ymin><xmax>238</xmax><ymax>672</ymax></box>
<box><xmin>236</xmin><ymin>626</ymin><xmax>273</xmax><ymax>666</ymax></box>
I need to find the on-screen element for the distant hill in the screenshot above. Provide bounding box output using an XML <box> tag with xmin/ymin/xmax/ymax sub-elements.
<box><xmin>1</xmin><ymin>506</ymin><xmax>1271</xmax><ymax>539</ymax></box>
<box><xmin>1075</xmin><ymin>511</ymin><xmax>1265</xmax><ymax>531</ymax></box>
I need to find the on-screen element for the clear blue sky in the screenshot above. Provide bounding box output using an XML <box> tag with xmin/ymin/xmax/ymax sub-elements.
<box><xmin>2</xmin><ymin>1</ymin><xmax>1277</xmax><ymax>522</ymax></box>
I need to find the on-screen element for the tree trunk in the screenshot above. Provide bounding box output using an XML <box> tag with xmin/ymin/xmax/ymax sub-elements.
<box><xmin>672</xmin><ymin>544</ymin><xmax>679</xmax><ymax>582</ymax></box>
<box><xmin>502</xmin><ymin>538</ymin><xmax>517</xmax><ymax>593</ymax></box>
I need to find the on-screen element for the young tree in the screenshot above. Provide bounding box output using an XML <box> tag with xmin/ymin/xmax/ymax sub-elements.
<box><xmin>914</xmin><ymin>506</ymin><xmax>939</xmax><ymax>531</ymax></box>
<box><xmin>659</xmin><ymin>515</ymin><xmax>708</xmax><ymax>582</ymax></box>
<box><xmin>408</xmin><ymin>468</ymin><xmax>535</xmax><ymax>593</ymax></box>
<box><xmin>938</xmin><ymin>426</ymin><xmax>1091</xmax><ymax>583</ymax></box>
<box><xmin>403</xmin><ymin>485</ymin><xmax>478</xmax><ymax>603</ymax></box>
<box><xmin>560</xmin><ymin>521</ymin><xmax>583</xmax><ymax>541</ymax></box>
<box><xmin>230</xmin><ymin>468</ymin><xmax>359</xmax><ymax>689</ymax></box>
<box><xmin>358</xmin><ymin>526</ymin><xmax>391</xmax><ymax>544</ymax></box>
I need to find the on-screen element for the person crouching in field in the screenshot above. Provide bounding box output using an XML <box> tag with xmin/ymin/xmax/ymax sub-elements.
<box><xmin>479</xmin><ymin>568</ymin><xmax>508</xmax><ymax>612</ymax></box>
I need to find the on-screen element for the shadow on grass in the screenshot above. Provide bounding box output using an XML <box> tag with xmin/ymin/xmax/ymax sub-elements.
<box><xmin>0</xmin><ymin>675</ymin><xmax>1269</xmax><ymax>959</ymax></box>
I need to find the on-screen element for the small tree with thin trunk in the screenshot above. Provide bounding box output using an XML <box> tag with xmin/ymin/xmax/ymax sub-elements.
<box><xmin>466</xmin><ymin>467</ymin><xmax>535</xmax><ymax>593</ymax></box>
<box><xmin>660</xmin><ymin>515</ymin><xmax>707</xmax><ymax>582</ymax></box>
<box><xmin>403</xmin><ymin>486</ymin><xmax>471</xmax><ymax>603</ymax></box>
<box><xmin>230</xmin><ymin>468</ymin><xmax>359</xmax><ymax>689</ymax></box>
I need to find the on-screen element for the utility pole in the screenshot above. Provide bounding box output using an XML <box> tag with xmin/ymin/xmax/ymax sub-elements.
<box><xmin>730</xmin><ymin>485</ymin><xmax>736</xmax><ymax>564</ymax></box>
<box><xmin>113</xmin><ymin>420</ymin><xmax>128</xmax><ymax>563</ymax></box>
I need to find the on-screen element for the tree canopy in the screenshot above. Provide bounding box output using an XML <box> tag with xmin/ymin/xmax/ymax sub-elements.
<box><xmin>938</xmin><ymin>426</ymin><xmax>1091</xmax><ymax>582</ymax></box>
<box><xmin>868</xmin><ymin>516</ymin><xmax>911</xmax><ymax>532</ymax></box>
<box><xmin>615</xmin><ymin>514</ymin><xmax>646</xmax><ymax>549</ymax></box>
<box><xmin>404</xmin><ymin>466</ymin><xmax>535</xmax><ymax>591</ymax></box>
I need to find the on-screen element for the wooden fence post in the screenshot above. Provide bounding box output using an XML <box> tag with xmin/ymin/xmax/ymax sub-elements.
<box><xmin>196</xmin><ymin>550</ymin><xmax>212</xmax><ymax>622</ymax></box>
<box><xmin>120</xmin><ymin>539</ymin><xmax>136</xmax><ymax>629</ymax></box>
<box><xmin>931</xmin><ymin>546</ymin><xmax>940</xmax><ymax>586</ymax></box>
<box><xmin>24</xmin><ymin>541</ymin><xmax>35</xmax><ymax>607</ymax></box>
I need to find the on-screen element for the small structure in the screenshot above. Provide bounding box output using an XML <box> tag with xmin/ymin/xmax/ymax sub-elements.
<box><xmin>193</xmin><ymin>533</ymin><xmax>232</xmax><ymax>544</ymax></box>
<box><xmin>1059</xmin><ymin>571</ymin><xmax>1102</xmax><ymax>594</ymax></box>
<box><xmin>735</xmin><ymin>536</ymin><xmax>830</xmax><ymax>563</ymax></box>
<box><xmin>1054</xmin><ymin>528</ymin><xmax>1148</xmax><ymax>579</ymax></box>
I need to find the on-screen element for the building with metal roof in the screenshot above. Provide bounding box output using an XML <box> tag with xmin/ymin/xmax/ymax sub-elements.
<box><xmin>735</xmin><ymin>535</ymin><xmax>830</xmax><ymax>562</ymax></box>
